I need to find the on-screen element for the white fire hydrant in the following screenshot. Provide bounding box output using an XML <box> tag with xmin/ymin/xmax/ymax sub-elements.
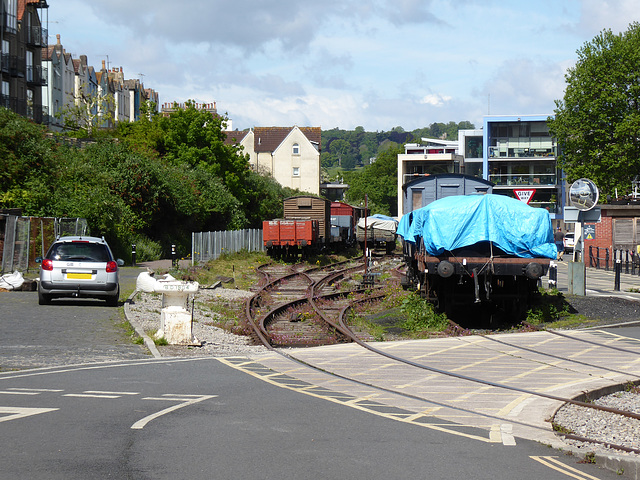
<box><xmin>154</xmin><ymin>279</ymin><xmax>200</xmax><ymax>345</ymax></box>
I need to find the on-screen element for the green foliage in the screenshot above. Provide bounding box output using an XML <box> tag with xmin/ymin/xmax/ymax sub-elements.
<box><xmin>400</xmin><ymin>292</ymin><xmax>449</xmax><ymax>332</ymax></box>
<box><xmin>130</xmin><ymin>235</ymin><xmax>163</xmax><ymax>262</ymax></box>
<box><xmin>549</xmin><ymin>22</ymin><xmax>640</xmax><ymax>197</ymax></box>
<box><xmin>526</xmin><ymin>288</ymin><xmax>572</xmax><ymax>324</ymax></box>
<box><xmin>343</xmin><ymin>145</ymin><xmax>402</xmax><ymax>215</ymax></box>
<box><xmin>0</xmin><ymin>104</ymin><xmax>286</xmax><ymax>259</ymax></box>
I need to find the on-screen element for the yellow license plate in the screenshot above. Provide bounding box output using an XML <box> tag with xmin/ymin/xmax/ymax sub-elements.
<box><xmin>67</xmin><ymin>273</ymin><xmax>92</xmax><ymax>280</ymax></box>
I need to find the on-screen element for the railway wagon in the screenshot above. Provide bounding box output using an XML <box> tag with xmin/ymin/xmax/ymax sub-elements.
<box><xmin>262</xmin><ymin>219</ymin><xmax>319</xmax><ymax>257</ymax></box>
<box><xmin>283</xmin><ymin>196</ymin><xmax>331</xmax><ymax>245</ymax></box>
<box><xmin>402</xmin><ymin>173</ymin><xmax>494</xmax><ymax>215</ymax></box>
<box><xmin>356</xmin><ymin>214</ymin><xmax>398</xmax><ymax>254</ymax></box>
<box><xmin>330</xmin><ymin>201</ymin><xmax>368</xmax><ymax>245</ymax></box>
<box><xmin>397</xmin><ymin>194</ymin><xmax>554</xmax><ymax>323</ymax></box>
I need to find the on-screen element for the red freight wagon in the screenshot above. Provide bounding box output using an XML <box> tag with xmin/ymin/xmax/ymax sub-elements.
<box><xmin>262</xmin><ymin>219</ymin><xmax>319</xmax><ymax>257</ymax></box>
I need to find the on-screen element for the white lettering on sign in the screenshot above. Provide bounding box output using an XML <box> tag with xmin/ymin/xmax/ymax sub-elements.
<box><xmin>513</xmin><ymin>189</ymin><xmax>536</xmax><ymax>204</ymax></box>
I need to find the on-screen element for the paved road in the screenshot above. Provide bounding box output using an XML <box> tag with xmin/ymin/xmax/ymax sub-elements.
<box><xmin>0</xmin><ymin>267</ymin><xmax>148</xmax><ymax>370</ymax></box>
<box><xmin>0</xmin><ymin>262</ymin><xmax>638</xmax><ymax>478</ymax></box>
<box><xmin>0</xmin><ymin>357</ymin><xmax>624</xmax><ymax>480</ymax></box>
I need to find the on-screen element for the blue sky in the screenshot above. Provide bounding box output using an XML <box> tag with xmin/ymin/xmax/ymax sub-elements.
<box><xmin>48</xmin><ymin>0</ymin><xmax>640</xmax><ymax>132</ymax></box>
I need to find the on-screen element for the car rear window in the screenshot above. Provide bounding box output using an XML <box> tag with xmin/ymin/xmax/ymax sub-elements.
<box><xmin>48</xmin><ymin>242</ymin><xmax>110</xmax><ymax>262</ymax></box>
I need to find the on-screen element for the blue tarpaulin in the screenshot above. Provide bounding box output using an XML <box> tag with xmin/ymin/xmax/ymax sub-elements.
<box><xmin>396</xmin><ymin>194</ymin><xmax>556</xmax><ymax>259</ymax></box>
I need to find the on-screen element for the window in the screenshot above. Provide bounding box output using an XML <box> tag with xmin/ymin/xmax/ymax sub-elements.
<box><xmin>292</xmin><ymin>143</ymin><xmax>300</xmax><ymax>155</ymax></box>
<box><xmin>1</xmin><ymin>81</ymin><xmax>9</xmax><ymax>108</ymax></box>
<box><xmin>26</xmin><ymin>51</ymin><xmax>33</xmax><ymax>82</ymax></box>
<box><xmin>292</xmin><ymin>167</ymin><xmax>300</xmax><ymax>176</ymax></box>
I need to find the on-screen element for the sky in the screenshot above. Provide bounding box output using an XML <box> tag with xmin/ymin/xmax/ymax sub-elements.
<box><xmin>46</xmin><ymin>0</ymin><xmax>640</xmax><ymax>132</ymax></box>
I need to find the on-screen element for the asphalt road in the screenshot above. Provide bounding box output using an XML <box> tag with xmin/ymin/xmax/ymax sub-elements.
<box><xmin>0</xmin><ymin>267</ymin><xmax>148</xmax><ymax>370</ymax></box>
<box><xmin>0</xmin><ymin>357</ymin><xmax>625</xmax><ymax>480</ymax></box>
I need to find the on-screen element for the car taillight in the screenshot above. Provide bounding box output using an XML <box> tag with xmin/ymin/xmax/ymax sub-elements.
<box><xmin>106</xmin><ymin>261</ymin><xmax>118</xmax><ymax>273</ymax></box>
<box><xmin>42</xmin><ymin>259</ymin><xmax>53</xmax><ymax>271</ymax></box>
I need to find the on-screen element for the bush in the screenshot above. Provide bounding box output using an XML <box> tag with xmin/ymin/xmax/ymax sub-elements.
<box><xmin>400</xmin><ymin>292</ymin><xmax>449</xmax><ymax>332</ymax></box>
<box><xmin>131</xmin><ymin>235</ymin><xmax>163</xmax><ymax>262</ymax></box>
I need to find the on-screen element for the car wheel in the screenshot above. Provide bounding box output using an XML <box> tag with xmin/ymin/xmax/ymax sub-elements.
<box><xmin>38</xmin><ymin>288</ymin><xmax>52</xmax><ymax>305</ymax></box>
<box><xmin>105</xmin><ymin>288</ymin><xmax>119</xmax><ymax>307</ymax></box>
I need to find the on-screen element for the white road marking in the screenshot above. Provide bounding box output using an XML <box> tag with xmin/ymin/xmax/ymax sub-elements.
<box><xmin>131</xmin><ymin>394</ymin><xmax>216</xmax><ymax>430</ymax></box>
<box><xmin>0</xmin><ymin>406</ymin><xmax>59</xmax><ymax>423</ymax></box>
<box><xmin>63</xmin><ymin>390</ymin><xmax>140</xmax><ymax>399</ymax></box>
<box><xmin>6</xmin><ymin>388</ymin><xmax>64</xmax><ymax>392</ymax></box>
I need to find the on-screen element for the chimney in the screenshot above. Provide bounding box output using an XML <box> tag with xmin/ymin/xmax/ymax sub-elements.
<box><xmin>102</xmin><ymin>60</ymin><xmax>106</xmax><ymax>70</ymax></box>
<box><xmin>56</xmin><ymin>34</ymin><xmax>61</xmax><ymax>45</ymax></box>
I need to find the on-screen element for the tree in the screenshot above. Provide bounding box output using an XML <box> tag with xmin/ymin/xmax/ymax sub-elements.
<box><xmin>549</xmin><ymin>22</ymin><xmax>640</xmax><ymax>197</ymax></box>
<box><xmin>55</xmin><ymin>83</ymin><xmax>115</xmax><ymax>136</ymax></box>
<box><xmin>343</xmin><ymin>145</ymin><xmax>401</xmax><ymax>216</ymax></box>
<box><xmin>329</xmin><ymin>139</ymin><xmax>350</xmax><ymax>167</ymax></box>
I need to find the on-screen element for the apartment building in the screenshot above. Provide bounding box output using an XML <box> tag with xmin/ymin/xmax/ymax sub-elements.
<box><xmin>398</xmin><ymin>115</ymin><xmax>563</xmax><ymax>222</ymax></box>
<box><xmin>1</xmin><ymin>0</ymin><xmax>48</xmax><ymax>124</ymax></box>
<box><xmin>481</xmin><ymin>115</ymin><xmax>562</xmax><ymax>218</ymax></box>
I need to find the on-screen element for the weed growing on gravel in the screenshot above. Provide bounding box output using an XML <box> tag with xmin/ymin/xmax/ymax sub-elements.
<box><xmin>625</xmin><ymin>381</ymin><xmax>640</xmax><ymax>394</ymax></box>
<box><xmin>551</xmin><ymin>422</ymin><xmax>574</xmax><ymax>435</ymax></box>
<box><xmin>400</xmin><ymin>292</ymin><xmax>449</xmax><ymax>333</ymax></box>
<box><xmin>526</xmin><ymin>288</ymin><xmax>572</xmax><ymax>324</ymax></box>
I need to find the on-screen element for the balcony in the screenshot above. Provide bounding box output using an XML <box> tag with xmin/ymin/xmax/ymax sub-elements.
<box><xmin>488</xmin><ymin>173</ymin><xmax>557</xmax><ymax>186</ymax></box>
<box><xmin>489</xmin><ymin>146</ymin><xmax>557</xmax><ymax>158</ymax></box>
<box><xmin>27</xmin><ymin>65</ymin><xmax>48</xmax><ymax>86</ymax></box>
<box><xmin>26</xmin><ymin>26</ymin><xmax>48</xmax><ymax>47</ymax></box>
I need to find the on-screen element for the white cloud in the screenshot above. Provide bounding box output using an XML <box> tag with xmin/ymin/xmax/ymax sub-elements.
<box><xmin>420</xmin><ymin>94</ymin><xmax>453</xmax><ymax>107</ymax></box>
<box><xmin>47</xmin><ymin>0</ymin><xmax>640</xmax><ymax>131</ymax></box>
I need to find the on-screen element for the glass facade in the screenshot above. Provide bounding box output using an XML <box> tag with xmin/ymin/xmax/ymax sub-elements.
<box><xmin>483</xmin><ymin>116</ymin><xmax>562</xmax><ymax>217</ymax></box>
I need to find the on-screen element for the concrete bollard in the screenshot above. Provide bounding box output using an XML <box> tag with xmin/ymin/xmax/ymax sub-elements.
<box><xmin>154</xmin><ymin>279</ymin><xmax>200</xmax><ymax>345</ymax></box>
<box><xmin>548</xmin><ymin>261</ymin><xmax>557</xmax><ymax>289</ymax></box>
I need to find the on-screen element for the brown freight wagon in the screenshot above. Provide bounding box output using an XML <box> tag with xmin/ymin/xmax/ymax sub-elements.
<box><xmin>283</xmin><ymin>196</ymin><xmax>331</xmax><ymax>244</ymax></box>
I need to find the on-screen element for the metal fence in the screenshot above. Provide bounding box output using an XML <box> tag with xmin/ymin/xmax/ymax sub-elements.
<box><xmin>0</xmin><ymin>215</ymin><xmax>88</xmax><ymax>274</ymax></box>
<box><xmin>588</xmin><ymin>246</ymin><xmax>640</xmax><ymax>276</ymax></box>
<box><xmin>192</xmin><ymin>229</ymin><xmax>264</xmax><ymax>264</ymax></box>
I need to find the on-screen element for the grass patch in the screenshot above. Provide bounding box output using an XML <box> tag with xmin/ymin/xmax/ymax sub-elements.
<box><xmin>157</xmin><ymin>250</ymin><xmax>270</xmax><ymax>290</ymax></box>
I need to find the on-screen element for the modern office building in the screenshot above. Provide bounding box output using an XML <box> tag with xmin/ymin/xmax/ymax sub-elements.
<box><xmin>482</xmin><ymin>114</ymin><xmax>562</xmax><ymax>219</ymax></box>
<box><xmin>397</xmin><ymin>115</ymin><xmax>564</xmax><ymax>222</ymax></box>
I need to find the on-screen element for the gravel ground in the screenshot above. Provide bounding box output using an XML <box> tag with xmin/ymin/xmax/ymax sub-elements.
<box><xmin>126</xmin><ymin>286</ymin><xmax>269</xmax><ymax>357</ymax></box>
<box><xmin>554</xmin><ymin>391</ymin><xmax>640</xmax><ymax>459</ymax></box>
<box><xmin>561</xmin><ymin>294</ymin><xmax>640</xmax><ymax>326</ymax></box>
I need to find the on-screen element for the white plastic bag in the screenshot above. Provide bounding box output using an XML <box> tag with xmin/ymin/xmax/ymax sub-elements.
<box><xmin>0</xmin><ymin>271</ymin><xmax>24</xmax><ymax>290</ymax></box>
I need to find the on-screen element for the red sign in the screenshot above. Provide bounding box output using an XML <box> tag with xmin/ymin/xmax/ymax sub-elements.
<box><xmin>513</xmin><ymin>189</ymin><xmax>536</xmax><ymax>204</ymax></box>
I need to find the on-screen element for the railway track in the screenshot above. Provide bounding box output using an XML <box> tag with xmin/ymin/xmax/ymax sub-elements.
<box><xmin>245</xmin><ymin>257</ymin><xmax>385</xmax><ymax>347</ymax></box>
<box><xmin>243</xmin><ymin>257</ymin><xmax>640</xmax><ymax>456</ymax></box>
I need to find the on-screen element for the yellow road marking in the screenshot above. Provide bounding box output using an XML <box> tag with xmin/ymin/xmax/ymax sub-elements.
<box><xmin>530</xmin><ymin>456</ymin><xmax>602</xmax><ymax>479</ymax></box>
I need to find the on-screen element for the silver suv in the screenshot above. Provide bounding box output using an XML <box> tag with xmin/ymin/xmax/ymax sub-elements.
<box><xmin>37</xmin><ymin>236</ymin><xmax>123</xmax><ymax>306</ymax></box>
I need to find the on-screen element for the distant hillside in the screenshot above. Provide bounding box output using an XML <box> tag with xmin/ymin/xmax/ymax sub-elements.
<box><xmin>321</xmin><ymin>121</ymin><xmax>474</xmax><ymax>170</ymax></box>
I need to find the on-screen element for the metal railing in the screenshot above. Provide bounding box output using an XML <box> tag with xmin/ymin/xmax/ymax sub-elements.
<box><xmin>588</xmin><ymin>246</ymin><xmax>640</xmax><ymax>276</ymax></box>
<box><xmin>192</xmin><ymin>229</ymin><xmax>264</xmax><ymax>264</ymax></box>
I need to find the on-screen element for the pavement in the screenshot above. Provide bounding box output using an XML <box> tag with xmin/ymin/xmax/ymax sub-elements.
<box><xmin>125</xmin><ymin>260</ymin><xmax>640</xmax><ymax>478</ymax></box>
